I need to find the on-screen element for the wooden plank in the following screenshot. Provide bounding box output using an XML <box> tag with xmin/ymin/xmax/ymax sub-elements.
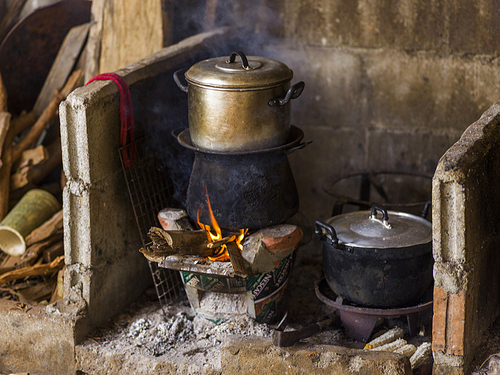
<box><xmin>204</xmin><ymin>0</ymin><xmax>218</xmax><ymax>31</ymax></box>
<box><xmin>25</xmin><ymin>210</ymin><xmax>63</xmax><ymax>246</ymax></box>
<box><xmin>31</xmin><ymin>136</ymin><xmax>62</xmax><ymax>186</ymax></box>
<box><xmin>42</xmin><ymin>241</ymin><xmax>64</xmax><ymax>263</ymax></box>
<box><xmin>0</xmin><ymin>71</ymin><xmax>7</xmax><ymax>112</ymax></box>
<box><xmin>10</xmin><ymin>70</ymin><xmax>83</xmax><ymax>164</ymax></box>
<box><xmin>0</xmin><ymin>112</ymin><xmax>11</xmax><ymax>157</ymax></box>
<box><xmin>99</xmin><ymin>0</ymin><xmax>163</xmax><ymax>74</ymax></box>
<box><xmin>85</xmin><ymin>0</ymin><xmax>106</xmax><ymax>82</ymax></box>
<box><xmin>49</xmin><ymin>268</ymin><xmax>64</xmax><ymax>303</ymax></box>
<box><xmin>12</xmin><ymin>144</ymin><xmax>49</xmax><ymax>170</ymax></box>
<box><xmin>0</xmin><ymin>255</ymin><xmax>64</xmax><ymax>285</ymax></box>
<box><xmin>10</xmin><ymin>164</ymin><xmax>32</xmax><ymax>191</ymax></box>
<box><xmin>161</xmin><ymin>0</ymin><xmax>175</xmax><ymax>47</ymax></box>
<box><xmin>0</xmin><ymin>0</ymin><xmax>28</xmax><ymax>43</ymax></box>
<box><xmin>33</xmin><ymin>22</ymin><xmax>90</xmax><ymax>117</ymax></box>
<box><xmin>19</xmin><ymin>278</ymin><xmax>56</xmax><ymax>303</ymax></box>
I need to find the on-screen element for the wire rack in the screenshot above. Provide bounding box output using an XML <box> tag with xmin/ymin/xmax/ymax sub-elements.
<box><xmin>118</xmin><ymin>139</ymin><xmax>185</xmax><ymax>312</ymax></box>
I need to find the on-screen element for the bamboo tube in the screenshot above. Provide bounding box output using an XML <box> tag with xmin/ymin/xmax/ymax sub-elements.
<box><xmin>0</xmin><ymin>189</ymin><xmax>60</xmax><ymax>256</ymax></box>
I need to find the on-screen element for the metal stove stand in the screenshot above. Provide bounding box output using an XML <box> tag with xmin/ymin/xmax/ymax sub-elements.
<box><xmin>315</xmin><ymin>278</ymin><xmax>432</xmax><ymax>343</ymax></box>
<box><xmin>119</xmin><ymin>139</ymin><xmax>185</xmax><ymax>313</ymax></box>
<box><xmin>323</xmin><ymin>170</ymin><xmax>432</xmax><ymax>217</ymax></box>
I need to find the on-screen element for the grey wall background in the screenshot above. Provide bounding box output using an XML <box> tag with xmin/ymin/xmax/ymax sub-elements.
<box><xmin>229</xmin><ymin>0</ymin><xmax>500</xmax><ymax>229</ymax></box>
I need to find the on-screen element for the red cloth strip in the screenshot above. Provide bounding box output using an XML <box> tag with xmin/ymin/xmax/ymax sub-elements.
<box><xmin>86</xmin><ymin>73</ymin><xmax>137</xmax><ymax>167</ymax></box>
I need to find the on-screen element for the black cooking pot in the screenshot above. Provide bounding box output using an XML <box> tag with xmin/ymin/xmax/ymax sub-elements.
<box><xmin>178</xmin><ymin>125</ymin><xmax>309</xmax><ymax>230</ymax></box>
<box><xmin>315</xmin><ymin>206</ymin><xmax>432</xmax><ymax>308</ymax></box>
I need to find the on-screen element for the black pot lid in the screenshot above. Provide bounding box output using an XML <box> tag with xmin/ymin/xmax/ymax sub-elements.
<box><xmin>325</xmin><ymin>207</ymin><xmax>432</xmax><ymax>249</ymax></box>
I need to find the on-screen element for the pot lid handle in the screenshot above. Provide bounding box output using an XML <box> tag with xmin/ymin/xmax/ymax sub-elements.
<box><xmin>314</xmin><ymin>220</ymin><xmax>339</xmax><ymax>246</ymax></box>
<box><xmin>227</xmin><ymin>51</ymin><xmax>250</xmax><ymax>70</ymax></box>
<box><xmin>369</xmin><ymin>206</ymin><xmax>392</xmax><ymax>229</ymax></box>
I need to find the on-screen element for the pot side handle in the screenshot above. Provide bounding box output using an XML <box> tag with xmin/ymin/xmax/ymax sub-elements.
<box><xmin>268</xmin><ymin>81</ymin><xmax>305</xmax><ymax>106</ymax></box>
<box><xmin>173</xmin><ymin>68</ymin><xmax>188</xmax><ymax>93</ymax></box>
<box><xmin>285</xmin><ymin>140</ymin><xmax>312</xmax><ymax>155</ymax></box>
<box><xmin>314</xmin><ymin>220</ymin><xmax>339</xmax><ymax>246</ymax></box>
<box><xmin>421</xmin><ymin>200</ymin><xmax>432</xmax><ymax>219</ymax></box>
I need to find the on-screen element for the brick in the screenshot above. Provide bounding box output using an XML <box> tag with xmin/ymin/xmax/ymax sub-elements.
<box><xmin>431</xmin><ymin>287</ymin><xmax>466</xmax><ymax>357</ymax></box>
<box><xmin>261</xmin><ymin>224</ymin><xmax>303</xmax><ymax>253</ymax></box>
<box><xmin>448</xmin><ymin>291</ymin><xmax>466</xmax><ymax>356</ymax></box>
<box><xmin>432</xmin><ymin>286</ymin><xmax>448</xmax><ymax>352</ymax></box>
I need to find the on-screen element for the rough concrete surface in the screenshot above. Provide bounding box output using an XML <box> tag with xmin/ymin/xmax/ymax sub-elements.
<box><xmin>282</xmin><ymin>0</ymin><xmax>500</xmax><ymax>55</ymax></box>
<box><xmin>221</xmin><ymin>335</ymin><xmax>412</xmax><ymax>375</ymax></box>
<box><xmin>0</xmin><ymin>299</ymin><xmax>80</xmax><ymax>375</ymax></box>
<box><xmin>431</xmin><ymin>98</ymin><xmax>500</xmax><ymax>373</ymax></box>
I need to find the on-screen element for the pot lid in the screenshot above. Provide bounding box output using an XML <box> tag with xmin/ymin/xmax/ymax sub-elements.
<box><xmin>324</xmin><ymin>207</ymin><xmax>432</xmax><ymax>249</ymax></box>
<box><xmin>185</xmin><ymin>51</ymin><xmax>293</xmax><ymax>89</ymax></box>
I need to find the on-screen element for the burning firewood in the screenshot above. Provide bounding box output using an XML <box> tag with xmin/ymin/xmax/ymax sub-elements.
<box><xmin>206</xmin><ymin>235</ymin><xmax>236</xmax><ymax>249</ymax></box>
<box><xmin>148</xmin><ymin>227</ymin><xmax>208</xmax><ymax>250</ymax></box>
<box><xmin>141</xmin><ymin>226</ymin><xmax>250</xmax><ymax>273</ymax></box>
<box><xmin>226</xmin><ymin>241</ymin><xmax>251</xmax><ymax>277</ymax></box>
<box><xmin>140</xmin><ymin>227</ymin><xmax>214</xmax><ymax>262</ymax></box>
<box><xmin>241</xmin><ymin>224</ymin><xmax>303</xmax><ymax>274</ymax></box>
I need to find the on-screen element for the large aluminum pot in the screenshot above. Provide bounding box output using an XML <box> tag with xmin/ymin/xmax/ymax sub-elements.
<box><xmin>315</xmin><ymin>206</ymin><xmax>433</xmax><ymax>308</ymax></box>
<box><xmin>174</xmin><ymin>51</ymin><xmax>304</xmax><ymax>152</ymax></box>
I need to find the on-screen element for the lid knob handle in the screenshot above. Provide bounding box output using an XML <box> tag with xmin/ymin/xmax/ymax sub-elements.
<box><xmin>370</xmin><ymin>206</ymin><xmax>392</xmax><ymax>229</ymax></box>
<box><xmin>227</xmin><ymin>51</ymin><xmax>250</xmax><ymax>70</ymax></box>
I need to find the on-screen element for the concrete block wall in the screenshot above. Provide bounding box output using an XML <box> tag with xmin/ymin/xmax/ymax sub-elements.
<box><xmin>432</xmin><ymin>100</ymin><xmax>500</xmax><ymax>373</ymax></box>
<box><xmin>228</xmin><ymin>0</ymin><xmax>500</xmax><ymax>230</ymax></box>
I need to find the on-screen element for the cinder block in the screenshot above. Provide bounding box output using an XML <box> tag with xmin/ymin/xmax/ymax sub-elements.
<box><xmin>431</xmin><ymin>98</ymin><xmax>500</xmax><ymax>373</ymax></box>
<box><xmin>282</xmin><ymin>0</ymin><xmax>500</xmax><ymax>54</ymax></box>
<box><xmin>366</xmin><ymin>129</ymin><xmax>462</xmax><ymax>174</ymax></box>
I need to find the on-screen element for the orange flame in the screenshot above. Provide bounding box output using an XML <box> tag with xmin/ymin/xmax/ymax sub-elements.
<box><xmin>197</xmin><ymin>184</ymin><xmax>247</xmax><ymax>261</ymax></box>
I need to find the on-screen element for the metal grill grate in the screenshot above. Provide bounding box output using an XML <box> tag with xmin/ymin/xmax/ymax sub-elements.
<box><xmin>118</xmin><ymin>139</ymin><xmax>184</xmax><ymax>312</ymax></box>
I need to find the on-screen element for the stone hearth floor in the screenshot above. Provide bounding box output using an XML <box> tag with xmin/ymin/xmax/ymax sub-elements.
<box><xmin>75</xmin><ymin>244</ymin><xmax>434</xmax><ymax>375</ymax></box>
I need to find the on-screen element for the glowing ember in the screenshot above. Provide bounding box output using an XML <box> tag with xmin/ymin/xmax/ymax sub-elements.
<box><xmin>197</xmin><ymin>184</ymin><xmax>247</xmax><ymax>261</ymax></box>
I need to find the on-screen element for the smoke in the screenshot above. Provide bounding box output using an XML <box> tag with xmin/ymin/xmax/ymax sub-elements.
<box><xmin>171</xmin><ymin>0</ymin><xmax>286</xmax><ymax>57</ymax></box>
<box><xmin>134</xmin><ymin>1</ymin><xmax>301</xmax><ymax>209</ymax></box>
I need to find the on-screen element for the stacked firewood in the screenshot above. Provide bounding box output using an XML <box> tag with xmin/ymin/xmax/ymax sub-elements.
<box><xmin>0</xmin><ymin>64</ymin><xmax>83</xmax><ymax>306</ymax></box>
<box><xmin>0</xmin><ymin>0</ymin><xmax>92</xmax><ymax>305</ymax></box>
